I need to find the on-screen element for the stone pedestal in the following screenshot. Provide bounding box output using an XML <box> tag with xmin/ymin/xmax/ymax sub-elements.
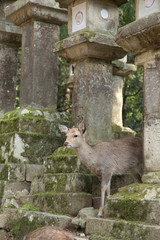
<box><xmin>116</xmin><ymin>12</ymin><xmax>160</xmax><ymax>183</ymax></box>
<box><xmin>0</xmin><ymin>0</ymin><xmax>21</xmax><ymax>118</ymax></box>
<box><xmin>6</xmin><ymin>0</ymin><xmax>67</xmax><ymax>110</ymax></box>
<box><xmin>54</xmin><ymin>32</ymin><xmax>126</xmax><ymax>143</ymax></box>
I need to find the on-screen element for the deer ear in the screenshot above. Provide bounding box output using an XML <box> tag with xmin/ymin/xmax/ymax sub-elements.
<box><xmin>58</xmin><ymin>124</ymin><xmax>69</xmax><ymax>135</ymax></box>
<box><xmin>78</xmin><ymin>122</ymin><xmax>86</xmax><ymax>135</ymax></box>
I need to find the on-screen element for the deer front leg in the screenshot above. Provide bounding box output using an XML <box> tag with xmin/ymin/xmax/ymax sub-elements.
<box><xmin>97</xmin><ymin>175</ymin><xmax>111</xmax><ymax>218</ymax></box>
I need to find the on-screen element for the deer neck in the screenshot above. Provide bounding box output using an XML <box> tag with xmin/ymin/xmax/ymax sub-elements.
<box><xmin>74</xmin><ymin>142</ymin><xmax>95</xmax><ymax>171</ymax></box>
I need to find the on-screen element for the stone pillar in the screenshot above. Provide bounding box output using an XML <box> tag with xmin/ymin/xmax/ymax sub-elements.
<box><xmin>116</xmin><ymin>8</ymin><xmax>160</xmax><ymax>183</ymax></box>
<box><xmin>0</xmin><ymin>0</ymin><xmax>21</xmax><ymax>118</ymax></box>
<box><xmin>55</xmin><ymin>0</ymin><xmax>127</xmax><ymax>144</ymax></box>
<box><xmin>112</xmin><ymin>59</ymin><xmax>137</xmax><ymax>127</ymax></box>
<box><xmin>6</xmin><ymin>0</ymin><xmax>67</xmax><ymax>110</ymax></box>
<box><xmin>136</xmin><ymin>50</ymin><xmax>160</xmax><ymax>183</ymax></box>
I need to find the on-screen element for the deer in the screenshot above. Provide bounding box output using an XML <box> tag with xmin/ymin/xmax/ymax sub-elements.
<box><xmin>59</xmin><ymin>122</ymin><xmax>143</xmax><ymax>217</ymax></box>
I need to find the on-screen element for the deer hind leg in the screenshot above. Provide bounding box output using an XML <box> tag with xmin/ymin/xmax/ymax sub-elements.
<box><xmin>97</xmin><ymin>175</ymin><xmax>112</xmax><ymax>218</ymax></box>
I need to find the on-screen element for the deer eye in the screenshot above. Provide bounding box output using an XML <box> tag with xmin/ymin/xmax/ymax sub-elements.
<box><xmin>74</xmin><ymin>135</ymin><xmax>78</xmax><ymax>138</ymax></box>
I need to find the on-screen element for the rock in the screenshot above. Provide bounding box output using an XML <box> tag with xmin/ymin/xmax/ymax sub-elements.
<box><xmin>24</xmin><ymin>226</ymin><xmax>73</xmax><ymax>240</ymax></box>
<box><xmin>72</xmin><ymin>207</ymin><xmax>98</xmax><ymax>228</ymax></box>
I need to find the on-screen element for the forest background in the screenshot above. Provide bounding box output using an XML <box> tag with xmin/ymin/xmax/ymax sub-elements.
<box><xmin>16</xmin><ymin>0</ymin><xmax>143</xmax><ymax>134</ymax></box>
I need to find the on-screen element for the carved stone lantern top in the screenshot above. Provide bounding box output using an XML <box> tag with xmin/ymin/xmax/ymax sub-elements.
<box><xmin>57</xmin><ymin>0</ymin><xmax>127</xmax><ymax>36</ymax></box>
<box><xmin>136</xmin><ymin>0</ymin><xmax>160</xmax><ymax>19</ymax></box>
<box><xmin>58</xmin><ymin>0</ymin><xmax>127</xmax><ymax>8</ymax></box>
<box><xmin>5</xmin><ymin>0</ymin><xmax>68</xmax><ymax>26</ymax></box>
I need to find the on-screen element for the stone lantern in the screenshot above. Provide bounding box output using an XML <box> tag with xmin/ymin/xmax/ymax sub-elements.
<box><xmin>0</xmin><ymin>0</ymin><xmax>21</xmax><ymax>118</ymax></box>
<box><xmin>6</xmin><ymin>0</ymin><xmax>68</xmax><ymax>110</ymax></box>
<box><xmin>91</xmin><ymin>2</ymin><xmax>160</xmax><ymax>237</ymax></box>
<box><xmin>116</xmin><ymin>0</ymin><xmax>160</xmax><ymax>183</ymax></box>
<box><xmin>55</xmin><ymin>0</ymin><xmax>127</xmax><ymax>144</ymax></box>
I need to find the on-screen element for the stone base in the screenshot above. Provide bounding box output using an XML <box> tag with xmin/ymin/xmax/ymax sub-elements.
<box><xmin>31</xmin><ymin>173</ymin><xmax>93</xmax><ymax>194</ymax></box>
<box><xmin>20</xmin><ymin>192</ymin><xmax>92</xmax><ymax>216</ymax></box>
<box><xmin>0</xmin><ymin>163</ymin><xmax>44</xmax><ymax>182</ymax></box>
<box><xmin>104</xmin><ymin>183</ymin><xmax>160</xmax><ymax>225</ymax></box>
<box><xmin>2</xmin><ymin>209</ymin><xmax>72</xmax><ymax>240</ymax></box>
<box><xmin>142</xmin><ymin>172</ymin><xmax>160</xmax><ymax>184</ymax></box>
<box><xmin>44</xmin><ymin>147</ymin><xmax>90</xmax><ymax>174</ymax></box>
<box><xmin>86</xmin><ymin>217</ymin><xmax>160</xmax><ymax>240</ymax></box>
<box><xmin>112</xmin><ymin>124</ymin><xmax>136</xmax><ymax>140</ymax></box>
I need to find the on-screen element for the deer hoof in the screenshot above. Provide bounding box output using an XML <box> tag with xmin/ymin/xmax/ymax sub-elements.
<box><xmin>96</xmin><ymin>215</ymin><xmax>103</xmax><ymax>218</ymax></box>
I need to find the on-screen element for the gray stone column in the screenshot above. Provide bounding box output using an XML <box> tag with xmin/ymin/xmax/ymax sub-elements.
<box><xmin>116</xmin><ymin>12</ymin><xmax>160</xmax><ymax>183</ymax></box>
<box><xmin>112</xmin><ymin>60</ymin><xmax>137</xmax><ymax>127</ymax></box>
<box><xmin>0</xmin><ymin>0</ymin><xmax>21</xmax><ymax>118</ymax></box>
<box><xmin>73</xmin><ymin>58</ymin><xmax>113</xmax><ymax>143</ymax></box>
<box><xmin>6</xmin><ymin>0</ymin><xmax>67</xmax><ymax>110</ymax></box>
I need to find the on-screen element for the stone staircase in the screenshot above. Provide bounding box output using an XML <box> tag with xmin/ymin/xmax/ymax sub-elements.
<box><xmin>0</xmin><ymin>108</ymin><xmax>144</xmax><ymax>239</ymax></box>
<box><xmin>85</xmin><ymin>183</ymin><xmax>160</xmax><ymax>240</ymax></box>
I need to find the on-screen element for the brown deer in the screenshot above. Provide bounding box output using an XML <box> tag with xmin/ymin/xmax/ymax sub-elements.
<box><xmin>59</xmin><ymin>123</ymin><xmax>143</xmax><ymax>217</ymax></box>
<box><xmin>24</xmin><ymin>226</ymin><xmax>73</xmax><ymax>240</ymax></box>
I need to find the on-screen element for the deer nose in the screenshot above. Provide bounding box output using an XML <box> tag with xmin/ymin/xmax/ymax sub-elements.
<box><xmin>64</xmin><ymin>142</ymin><xmax>68</xmax><ymax>147</ymax></box>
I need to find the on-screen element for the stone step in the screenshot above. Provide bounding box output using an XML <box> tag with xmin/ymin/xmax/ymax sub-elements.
<box><xmin>2</xmin><ymin>208</ymin><xmax>73</xmax><ymax>239</ymax></box>
<box><xmin>86</xmin><ymin>217</ymin><xmax>160</xmax><ymax>240</ymax></box>
<box><xmin>104</xmin><ymin>183</ymin><xmax>160</xmax><ymax>225</ymax></box>
<box><xmin>0</xmin><ymin>163</ymin><xmax>44</xmax><ymax>181</ymax></box>
<box><xmin>31</xmin><ymin>173</ymin><xmax>94</xmax><ymax>194</ymax></box>
<box><xmin>20</xmin><ymin>192</ymin><xmax>92</xmax><ymax>216</ymax></box>
<box><xmin>44</xmin><ymin>147</ymin><xmax>90</xmax><ymax>174</ymax></box>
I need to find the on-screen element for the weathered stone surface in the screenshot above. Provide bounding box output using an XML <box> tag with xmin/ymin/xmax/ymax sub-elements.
<box><xmin>104</xmin><ymin>183</ymin><xmax>160</xmax><ymax>225</ymax></box>
<box><xmin>5</xmin><ymin>0</ymin><xmax>68</xmax><ymax>26</ymax></box>
<box><xmin>135</xmin><ymin>50</ymin><xmax>160</xmax><ymax>179</ymax></box>
<box><xmin>0</xmin><ymin>212</ymin><xmax>8</xmax><ymax>228</ymax></box>
<box><xmin>0</xmin><ymin>109</ymin><xmax>71</xmax><ymax>164</ymax></box>
<box><xmin>54</xmin><ymin>31</ymin><xmax>126</xmax><ymax>62</ymax></box>
<box><xmin>86</xmin><ymin>217</ymin><xmax>160</xmax><ymax>240</ymax></box>
<box><xmin>72</xmin><ymin>207</ymin><xmax>98</xmax><ymax>229</ymax></box>
<box><xmin>44</xmin><ymin>147</ymin><xmax>90</xmax><ymax>174</ymax></box>
<box><xmin>20</xmin><ymin>193</ymin><xmax>92</xmax><ymax>216</ymax></box>
<box><xmin>116</xmin><ymin>12</ymin><xmax>160</xmax><ymax>55</ymax></box>
<box><xmin>2</xmin><ymin>181</ymin><xmax>30</xmax><ymax>209</ymax></box>
<box><xmin>72</xmin><ymin>58</ymin><xmax>113</xmax><ymax>144</ymax></box>
<box><xmin>5</xmin><ymin>208</ymin><xmax>72</xmax><ymax>240</ymax></box>
<box><xmin>0</xmin><ymin>44</ymin><xmax>18</xmax><ymax>118</ymax></box>
<box><xmin>0</xmin><ymin>164</ymin><xmax>25</xmax><ymax>181</ymax></box>
<box><xmin>0</xmin><ymin>230</ymin><xmax>8</xmax><ymax>240</ymax></box>
<box><xmin>6</xmin><ymin>0</ymin><xmax>67</xmax><ymax>110</ymax></box>
<box><xmin>0</xmin><ymin>19</ymin><xmax>21</xmax><ymax>45</ymax></box>
<box><xmin>112</xmin><ymin>124</ymin><xmax>136</xmax><ymax>139</ymax></box>
<box><xmin>112</xmin><ymin>60</ymin><xmax>137</xmax><ymax>77</ymax></box>
<box><xmin>112</xmin><ymin>60</ymin><xmax>137</xmax><ymax>127</ymax></box>
<box><xmin>67</xmin><ymin>0</ymin><xmax>119</xmax><ymax>36</ymax></box>
<box><xmin>26</xmin><ymin>164</ymin><xmax>44</xmax><ymax>181</ymax></box>
<box><xmin>21</xmin><ymin>21</ymin><xmax>59</xmax><ymax>109</ymax></box>
<box><xmin>31</xmin><ymin>173</ymin><xmax>93</xmax><ymax>194</ymax></box>
<box><xmin>58</xmin><ymin>0</ymin><xmax>127</xmax><ymax>8</ymax></box>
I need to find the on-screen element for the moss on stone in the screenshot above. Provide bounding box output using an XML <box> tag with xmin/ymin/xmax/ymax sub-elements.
<box><xmin>9</xmin><ymin>216</ymin><xmax>46</xmax><ymax>240</ymax></box>
<box><xmin>18</xmin><ymin>203</ymin><xmax>40</xmax><ymax>212</ymax></box>
<box><xmin>0</xmin><ymin>181</ymin><xmax>5</xmax><ymax>208</ymax></box>
<box><xmin>0</xmin><ymin>165</ymin><xmax>9</xmax><ymax>180</ymax></box>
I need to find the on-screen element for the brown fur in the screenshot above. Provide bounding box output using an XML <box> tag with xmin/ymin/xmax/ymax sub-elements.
<box><xmin>24</xmin><ymin>226</ymin><xmax>73</xmax><ymax>240</ymax></box>
<box><xmin>59</xmin><ymin>123</ymin><xmax>143</xmax><ymax>217</ymax></box>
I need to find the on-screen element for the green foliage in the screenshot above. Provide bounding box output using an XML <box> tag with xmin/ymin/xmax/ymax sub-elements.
<box><xmin>119</xmin><ymin>0</ymin><xmax>135</xmax><ymax>27</ymax></box>
<box><xmin>123</xmin><ymin>67</ymin><xmax>143</xmax><ymax>133</ymax></box>
<box><xmin>57</xmin><ymin>25</ymin><xmax>72</xmax><ymax>113</ymax></box>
